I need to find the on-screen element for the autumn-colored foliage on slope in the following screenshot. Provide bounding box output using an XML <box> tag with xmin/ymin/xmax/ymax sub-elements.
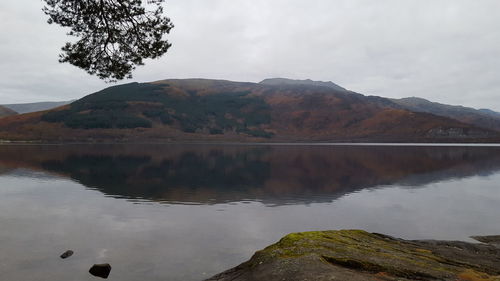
<box><xmin>0</xmin><ymin>79</ymin><xmax>497</xmax><ymax>142</ymax></box>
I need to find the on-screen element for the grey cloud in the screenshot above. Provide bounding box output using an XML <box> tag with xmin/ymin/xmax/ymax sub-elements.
<box><xmin>1</xmin><ymin>0</ymin><xmax>499</xmax><ymax>110</ymax></box>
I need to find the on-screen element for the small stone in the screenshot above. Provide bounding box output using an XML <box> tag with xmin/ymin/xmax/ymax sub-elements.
<box><xmin>89</xmin><ymin>263</ymin><xmax>112</xmax><ymax>279</ymax></box>
<box><xmin>60</xmin><ymin>250</ymin><xmax>74</xmax><ymax>259</ymax></box>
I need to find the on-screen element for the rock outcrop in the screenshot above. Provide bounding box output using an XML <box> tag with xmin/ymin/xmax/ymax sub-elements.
<box><xmin>206</xmin><ymin>230</ymin><xmax>500</xmax><ymax>281</ymax></box>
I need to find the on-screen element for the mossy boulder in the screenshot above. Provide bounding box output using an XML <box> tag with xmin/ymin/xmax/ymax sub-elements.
<box><xmin>206</xmin><ymin>230</ymin><xmax>500</xmax><ymax>281</ymax></box>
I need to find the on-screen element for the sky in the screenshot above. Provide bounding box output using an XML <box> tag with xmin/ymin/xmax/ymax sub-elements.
<box><xmin>0</xmin><ymin>0</ymin><xmax>499</xmax><ymax>110</ymax></box>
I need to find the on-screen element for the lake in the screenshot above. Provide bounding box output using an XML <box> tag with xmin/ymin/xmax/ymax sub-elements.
<box><xmin>1</xmin><ymin>144</ymin><xmax>500</xmax><ymax>281</ymax></box>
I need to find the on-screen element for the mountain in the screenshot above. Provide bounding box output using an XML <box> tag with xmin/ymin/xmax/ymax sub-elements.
<box><xmin>0</xmin><ymin>106</ymin><xmax>17</xmax><ymax>118</ymax></box>
<box><xmin>259</xmin><ymin>78</ymin><xmax>347</xmax><ymax>91</ymax></box>
<box><xmin>478</xmin><ymin>108</ymin><xmax>500</xmax><ymax>117</ymax></box>
<box><xmin>2</xmin><ymin>100</ymin><xmax>73</xmax><ymax>114</ymax></box>
<box><xmin>392</xmin><ymin>97</ymin><xmax>500</xmax><ymax>132</ymax></box>
<box><xmin>0</xmin><ymin>78</ymin><xmax>498</xmax><ymax>142</ymax></box>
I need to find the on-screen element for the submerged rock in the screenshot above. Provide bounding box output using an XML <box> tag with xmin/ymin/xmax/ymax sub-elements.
<box><xmin>206</xmin><ymin>230</ymin><xmax>500</xmax><ymax>281</ymax></box>
<box><xmin>59</xmin><ymin>250</ymin><xmax>74</xmax><ymax>259</ymax></box>
<box><xmin>89</xmin><ymin>263</ymin><xmax>112</xmax><ymax>279</ymax></box>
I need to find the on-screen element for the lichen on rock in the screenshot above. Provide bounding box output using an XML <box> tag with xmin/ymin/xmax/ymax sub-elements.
<box><xmin>206</xmin><ymin>230</ymin><xmax>500</xmax><ymax>281</ymax></box>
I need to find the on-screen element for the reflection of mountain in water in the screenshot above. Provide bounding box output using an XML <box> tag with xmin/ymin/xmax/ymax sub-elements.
<box><xmin>41</xmin><ymin>151</ymin><xmax>271</xmax><ymax>203</ymax></box>
<box><xmin>1</xmin><ymin>145</ymin><xmax>500</xmax><ymax>205</ymax></box>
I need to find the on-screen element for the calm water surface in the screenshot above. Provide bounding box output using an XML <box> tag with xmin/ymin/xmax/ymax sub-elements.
<box><xmin>1</xmin><ymin>144</ymin><xmax>500</xmax><ymax>280</ymax></box>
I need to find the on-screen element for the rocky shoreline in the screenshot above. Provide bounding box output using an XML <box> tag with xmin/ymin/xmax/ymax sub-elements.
<box><xmin>205</xmin><ymin>230</ymin><xmax>500</xmax><ymax>281</ymax></box>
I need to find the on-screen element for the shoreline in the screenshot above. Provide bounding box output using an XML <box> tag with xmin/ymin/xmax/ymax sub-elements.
<box><xmin>1</xmin><ymin>140</ymin><xmax>500</xmax><ymax>146</ymax></box>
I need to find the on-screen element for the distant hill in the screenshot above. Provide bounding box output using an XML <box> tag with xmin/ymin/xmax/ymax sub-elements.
<box><xmin>392</xmin><ymin>97</ymin><xmax>500</xmax><ymax>132</ymax></box>
<box><xmin>2</xmin><ymin>101</ymin><xmax>73</xmax><ymax>114</ymax></box>
<box><xmin>478</xmin><ymin>108</ymin><xmax>500</xmax><ymax>117</ymax></box>
<box><xmin>0</xmin><ymin>78</ymin><xmax>498</xmax><ymax>143</ymax></box>
<box><xmin>260</xmin><ymin>78</ymin><xmax>347</xmax><ymax>91</ymax></box>
<box><xmin>0</xmin><ymin>106</ymin><xmax>17</xmax><ymax>118</ymax></box>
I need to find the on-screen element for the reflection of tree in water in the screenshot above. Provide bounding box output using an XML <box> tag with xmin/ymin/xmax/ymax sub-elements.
<box><xmin>2</xmin><ymin>145</ymin><xmax>500</xmax><ymax>205</ymax></box>
<box><xmin>41</xmin><ymin>150</ymin><xmax>271</xmax><ymax>203</ymax></box>
<box><xmin>42</xmin><ymin>155</ymin><xmax>152</xmax><ymax>189</ymax></box>
<box><xmin>139</xmin><ymin>151</ymin><xmax>270</xmax><ymax>189</ymax></box>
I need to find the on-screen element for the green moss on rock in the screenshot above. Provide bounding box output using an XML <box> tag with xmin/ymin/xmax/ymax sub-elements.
<box><xmin>206</xmin><ymin>230</ymin><xmax>500</xmax><ymax>281</ymax></box>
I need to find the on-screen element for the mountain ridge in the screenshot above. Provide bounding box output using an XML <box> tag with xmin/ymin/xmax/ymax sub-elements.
<box><xmin>2</xmin><ymin>100</ymin><xmax>73</xmax><ymax>114</ymax></box>
<box><xmin>392</xmin><ymin>97</ymin><xmax>500</xmax><ymax>132</ymax></box>
<box><xmin>0</xmin><ymin>78</ymin><xmax>498</xmax><ymax>143</ymax></box>
<box><xmin>0</xmin><ymin>105</ymin><xmax>17</xmax><ymax>118</ymax></box>
<box><xmin>259</xmin><ymin>78</ymin><xmax>347</xmax><ymax>91</ymax></box>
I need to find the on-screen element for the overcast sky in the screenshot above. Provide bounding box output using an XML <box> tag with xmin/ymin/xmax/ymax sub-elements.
<box><xmin>0</xmin><ymin>0</ymin><xmax>499</xmax><ymax>110</ymax></box>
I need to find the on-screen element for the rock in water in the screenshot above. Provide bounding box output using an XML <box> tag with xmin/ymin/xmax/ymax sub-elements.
<box><xmin>206</xmin><ymin>230</ymin><xmax>500</xmax><ymax>281</ymax></box>
<box><xmin>59</xmin><ymin>250</ymin><xmax>74</xmax><ymax>259</ymax></box>
<box><xmin>89</xmin><ymin>263</ymin><xmax>112</xmax><ymax>279</ymax></box>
